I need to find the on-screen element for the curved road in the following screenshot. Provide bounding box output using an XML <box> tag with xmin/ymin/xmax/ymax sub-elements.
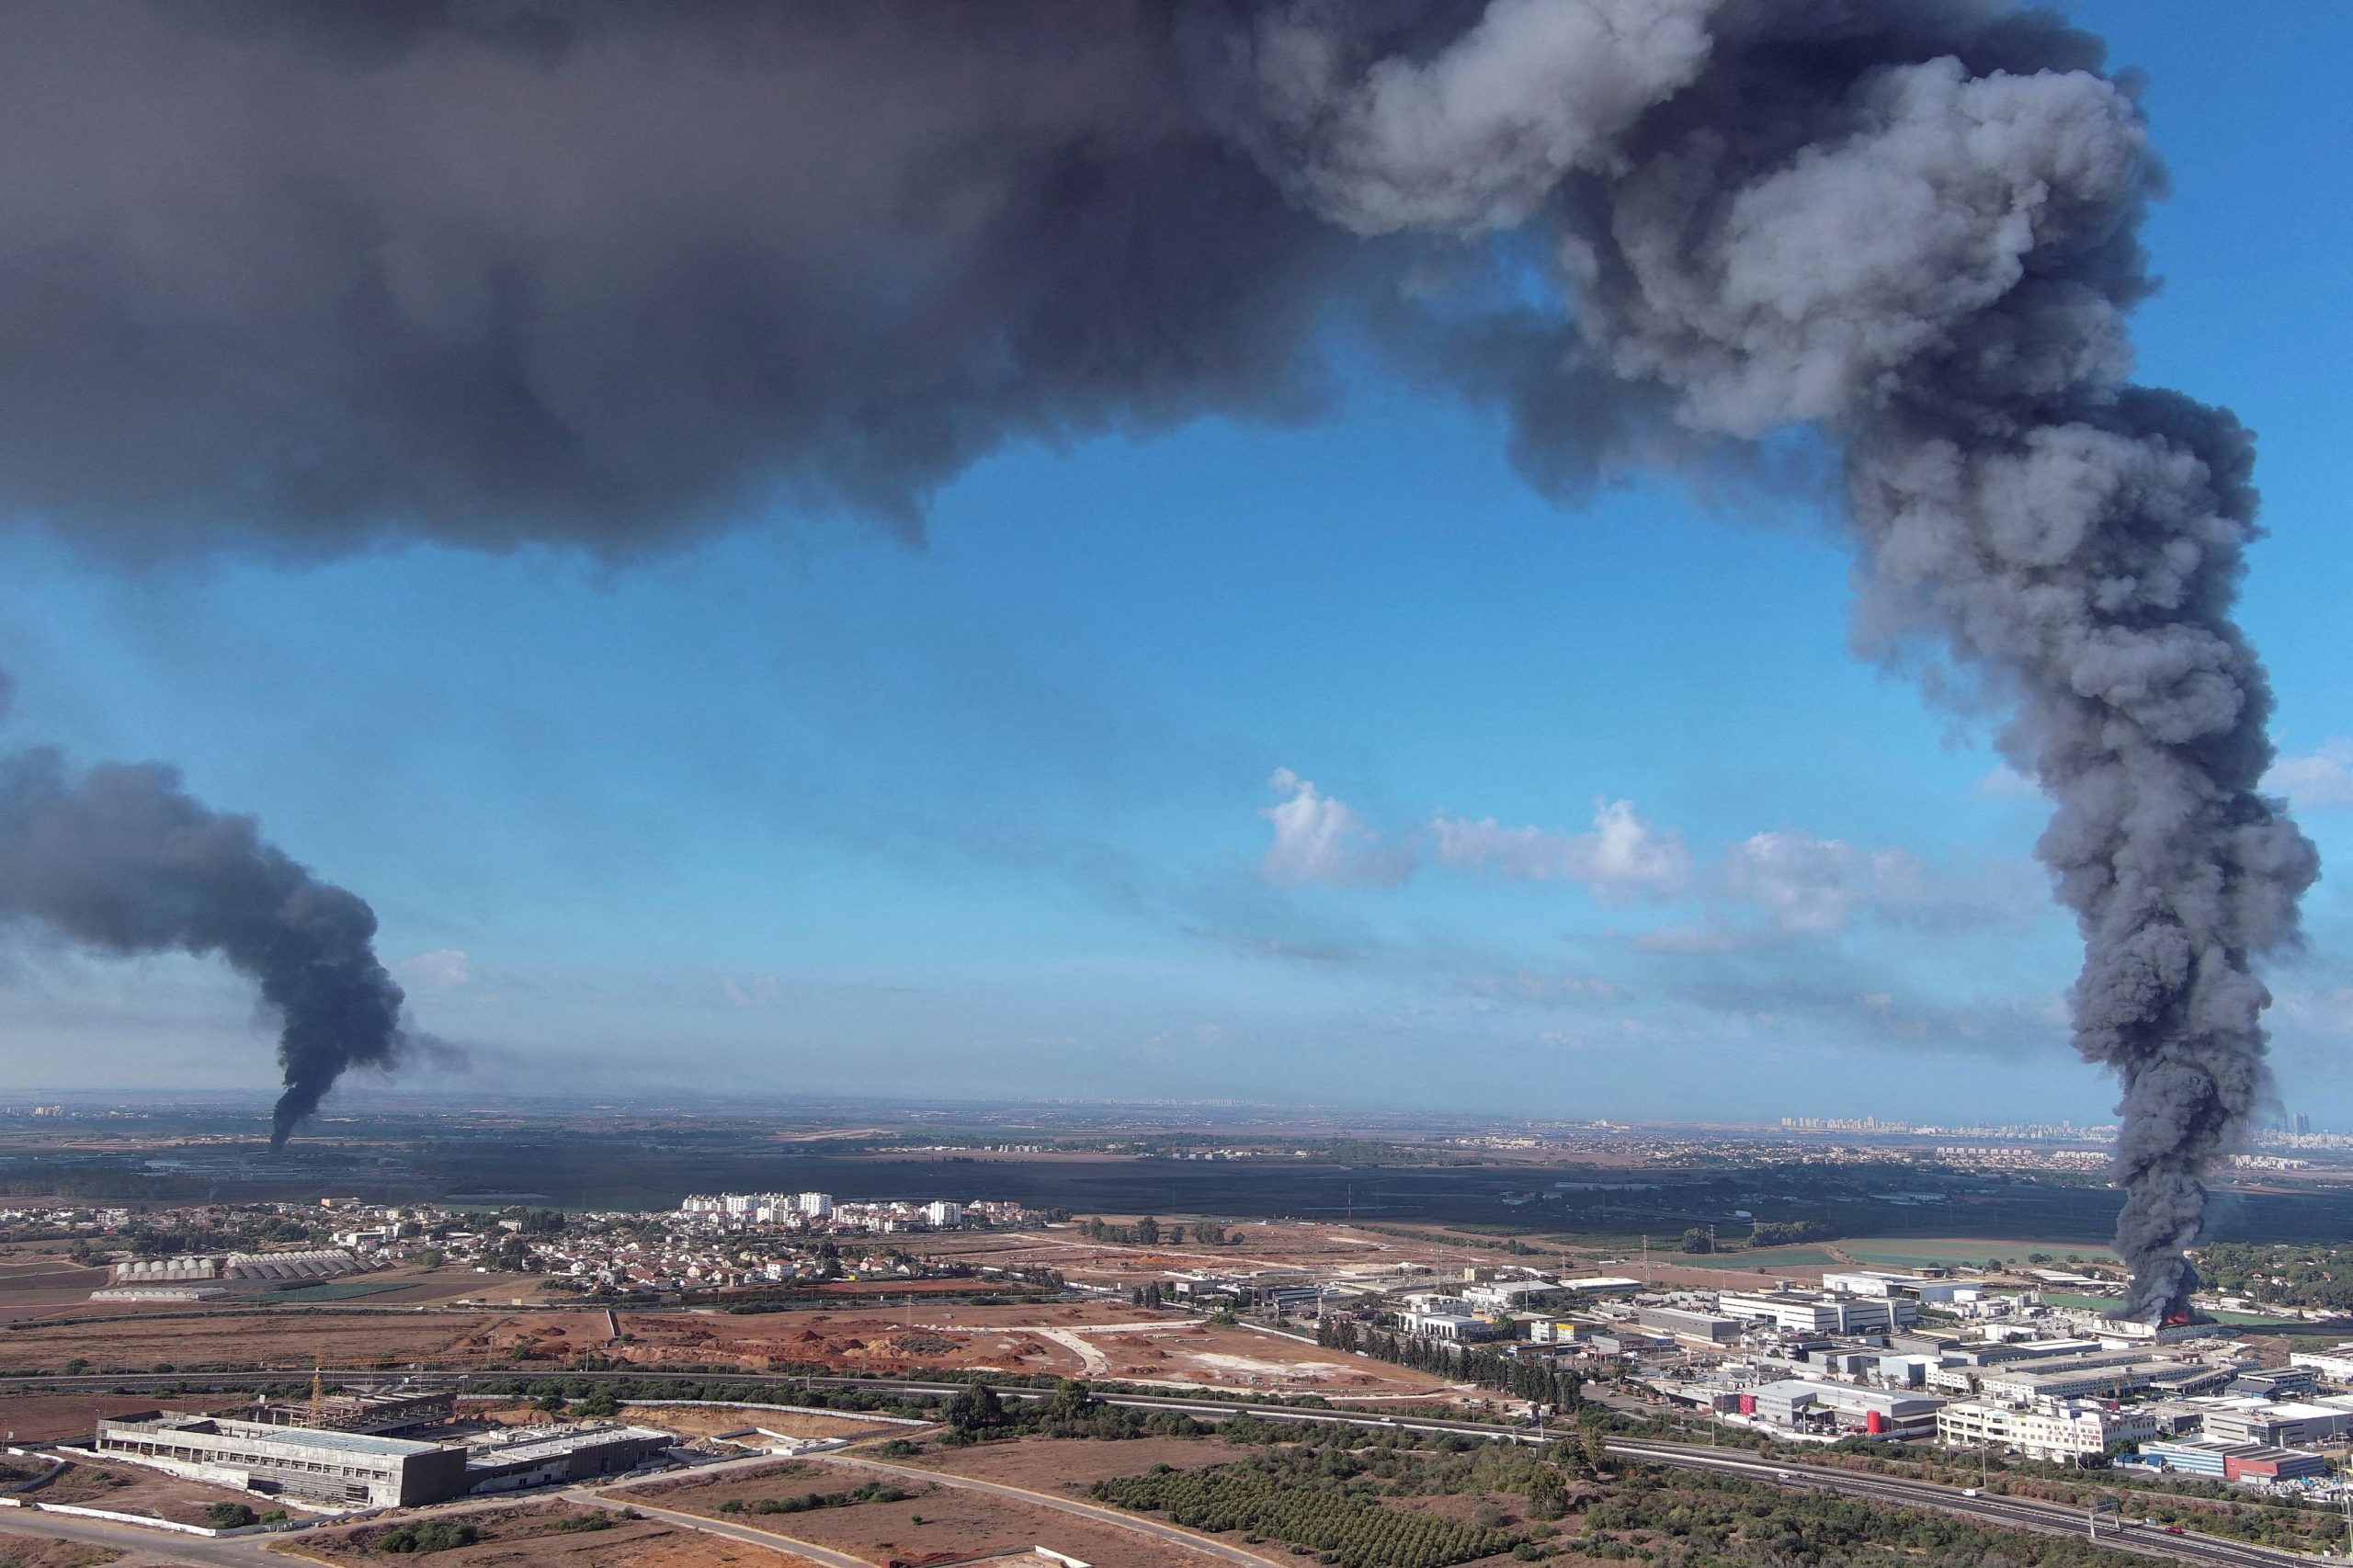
<box><xmin>815</xmin><ymin>1450</ymin><xmax>1281</xmax><ymax>1566</ymax></box>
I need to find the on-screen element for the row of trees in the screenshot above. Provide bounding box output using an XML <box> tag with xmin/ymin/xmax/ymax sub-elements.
<box><xmin>1315</xmin><ymin>1317</ymin><xmax>1585</xmax><ymax>1412</ymax></box>
<box><xmin>1076</xmin><ymin>1215</ymin><xmax>1238</xmax><ymax>1247</ymax></box>
<box><xmin>1680</xmin><ymin>1217</ymin><xmax>1839</xmax><ymax>1253</ymax></box>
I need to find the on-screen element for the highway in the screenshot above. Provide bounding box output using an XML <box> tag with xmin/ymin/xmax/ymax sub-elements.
<box><xmin>1</xmin><ymin>1367</ymin><xmax>2331</xmax><ymax>1565</ymax></box>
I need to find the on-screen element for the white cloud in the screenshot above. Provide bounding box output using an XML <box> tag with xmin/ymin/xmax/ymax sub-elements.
<box><xmin>1431</xmin><ymin>798</ymin><xmax>1690</xmax><ymax>900</ymax></box>
<box><xmin>1465</xmin><ymin>971</ymin><xmax>1623</xmax><ymax>1004</ymax></box>
<box><xmin>1721</xmin><ymin>831</ymin><xmax>1912</xmax><ymax>935</ymax></box>
<box><xmin>1258</xmin><ymin>767</ymin><xmax>1411</xmax><ymax>887</ymax></box>
<box><xmin>1727</xmin><ymin>828</ymin><xmax>2037</xmax><ymax>936</ymax></box>
<box><xmin>2267</xmin><ymin>739</ymin><xmax>2353</xmax><ymax>811</ymax></box>
<box><xmin>394</xmin><ymin>949</ymin><xmax>472</xmax><ymax>987</ymax></box>
<box><xmin>1974</xmin><ymin>765</ymin><xmax>2040</xmax><ymax>800</ymax></box>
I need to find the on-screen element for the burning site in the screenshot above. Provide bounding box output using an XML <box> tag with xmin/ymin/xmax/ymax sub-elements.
<box><xmin>0</xmin><ymin>1</ymin><xmax>2326</xmax><ymax>1330</ymax></box>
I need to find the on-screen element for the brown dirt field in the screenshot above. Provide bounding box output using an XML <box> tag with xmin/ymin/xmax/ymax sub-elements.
<box><xmin>611</xmin><ymin>1408</ymin><xmax>889</xmax><ymax>1443</ymax></box>
<box><xmin>604</xmin><ymin>1301</ymin><xmax>1449</xmax><ymax>1394</ymax></box>
<box><xmin>282</xmin><ymin>1499</ymin><xmax>825</xmax><ymax>1568</ymax></box>
<box><xmin>903</xmin><ymin>1435</ymin><xmax>1230</xmax><ymax>1493</ymax></box>
<box><xmin>0</xmin><ymin>1311</ymin><xmax>617</xmax><ymax>1375</ymax></box>
<box><xmin>636</xmin><ymin>1460</ymin><xmax>1213</xmax><ymax>1568</ymax></box>
<box><xmin>0</xmin><ymin>1263</ymin><xmax>114</xmax><ymax>1325</ymax></box>
<box><xmin>1078</xmin><ymin>1322</ymin><xmax>1450</xmax><ymax>1394</ymax></box>
<box><xmin>0</xmin><ymin>1532</ymin><xmax>122</xmax><ymax>1568</ymax></box>
<box><xmin>610</xmin><ymin>1312</ymin><xmax>1082</xmax><ymax>1381</ymax></box>
<box><xmin>0</xmin><ymin>1394</ymin><xmax>229</xmax><ymax>1445</ymax></box>
<box><xmin>31</xmin><ymin>1458</ymin><xmax>273</xmax><ymax>1527</ymax></box>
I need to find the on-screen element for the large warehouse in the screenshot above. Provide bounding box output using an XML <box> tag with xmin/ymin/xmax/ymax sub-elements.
<box><xmin>94</xmin><ymin>1415</ymin><xmax>469</xmax><ymax>1507</ymax></box>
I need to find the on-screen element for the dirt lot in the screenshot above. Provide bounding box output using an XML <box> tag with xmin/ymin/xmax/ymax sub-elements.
<box><xmin>611</xmin><ymin>1407</ymin><xmax>898</xmax><ymax>1443</ymax></box>
<box><xmin>0</xmin><ymin>1260</ymin><xmax>115</xmax><ymax>1325</ymax></box>
<box><xmin>605</xmin><ymin>1301</ymin><xmax>1450</xmax><ymax>1396</ymax></box>
<box><xmin>282</xmin><ymin>1498</ymin><xmax>826</xmax><ymax>1568</ymax></box>
<box><xmin>28</xmin><ymin>1457</ymin><xmax>273</xmax><ymax>1527</ymax></box>
<box><xmin>634</xmin><ymin>1459</ymin><xmax>1217</xmax><ymax>1567</ymax></box>
<box><xmin>0</xmin><ymin>1533</ymin><xmax>121</xmax><ymax>1568</ymax></box>
<box><xmin>0</xmin><ymin>1394</ymin><xmax>228</xmax><ymax>1445</ymax></box>
<box><xmin>0</xmin><ymin>1310</ymin><xmax>617</xmax><ymax>1376</ymax></box>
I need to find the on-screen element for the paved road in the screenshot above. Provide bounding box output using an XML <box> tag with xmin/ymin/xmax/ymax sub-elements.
<box><xmin>561</xmin><ymin>1489</ymin><xmax>861</xmax><ymax>1568</ymax></box>
<box><xmin>0</xmin><ymin>1507</ymin><xmax>277</xmax><ymax>1567</ymax></box>
<box><xmin>817</xmin><ymin>1452</ymin><xmax>1280</xmax><ymax>1566</ymax></box>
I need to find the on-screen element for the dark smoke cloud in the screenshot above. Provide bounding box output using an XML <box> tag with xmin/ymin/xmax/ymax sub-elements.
<box><xmin>0</xmin><ymin>0</ymin><xmax>2316</xmax><ymax>1303</ymax></box>
<box><xmin>0</xmin><ymin>0</ymin><xmax>1345</xmax><ymax>553</ymax></box>
<box><xmin>0</xmin><ymin>747</ymin><xmax>407</xmax><ymax>1147</ymax></box>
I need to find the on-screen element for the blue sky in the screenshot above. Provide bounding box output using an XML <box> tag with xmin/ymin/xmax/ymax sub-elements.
<box><xmin>3</xmin><ymin>0</ymin><xmax>2348</xmax><ymax>1125</ymax></box>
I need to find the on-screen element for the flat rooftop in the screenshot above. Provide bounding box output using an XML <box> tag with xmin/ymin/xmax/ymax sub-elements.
<box><xmin>105</xmin><ymin>1415</ymin><xmax>443</xmax><ymax>1459</ymax></box>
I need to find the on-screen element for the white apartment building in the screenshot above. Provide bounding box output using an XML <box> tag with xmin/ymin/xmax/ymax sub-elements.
<box><xmin>924</xmin><ymin>1200</ymin><xmax>964</xmax><ymax>1228</ymax></box>
<box><xmin>797</xmin><ymin>1192</ymin><xmax>834</xmax><ymax>1218</ymax></box>
<box><xmin>1938</xmin><ymin>1398</ymin><xmax>2159</xmax><ymax>1463</ymax></box>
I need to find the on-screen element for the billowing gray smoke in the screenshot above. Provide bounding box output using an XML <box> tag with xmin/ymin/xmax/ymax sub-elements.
<box><xmin>0</xmin><ymin>737</ymin><xmax>407</xmax><ymax>1149</ymax></box>
<box><xmin>0</xmin><ymin>0</ymin><xmax>2315</xmax><ymax>1303</ymax></box>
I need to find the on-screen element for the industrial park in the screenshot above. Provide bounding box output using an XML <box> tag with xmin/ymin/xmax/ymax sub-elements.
<box><xmin>7</xmin><ymin>1123</ymin><xmax>2353</xmax><ymax>1566</ymax></box>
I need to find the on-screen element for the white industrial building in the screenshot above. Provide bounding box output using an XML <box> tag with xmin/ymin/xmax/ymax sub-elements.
<box><xmin>1718</xmin><ymin>1288</ymin><xmax>1917</xmax><ymax>1335</ymax></box>
<box><xmin>2289</xmin><ymin>1346</ymin><xmax>2353</xmax><ymax>1385</ymax></box>
<box><xmin>2200</xmin><ymin>1400</ymin><xmax>2353</xmax><ymax>1449</ymax></box>
<box><xmin>1462</xmin><ymin>1278</ymin><xmax>1558</xmax><ymax>1312</ymax></box>
<box><xmin>1937</xmin><ymin>1399</ymin><xmax>2160</xmax><ymax>1463</ymax></box>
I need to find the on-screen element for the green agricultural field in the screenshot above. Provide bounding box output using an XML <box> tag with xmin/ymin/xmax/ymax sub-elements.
<box><xmin>1839</xmin><ymin>1237</ymin><xmax>2120</xmax><ymax>1270</ymax></box>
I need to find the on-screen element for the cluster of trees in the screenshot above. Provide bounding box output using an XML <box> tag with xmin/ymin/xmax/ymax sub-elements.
<box><xmin>1747</xmin><ymin>1219</ymin><xmax>1837</xmax><ymax>1247</ymax></box>
<box><xmin>1076</xmin><ymin>1215</ymin><xmax>1240</xmax><ymax>1247</ymax></box>
<box><xmin>1315</xmin><ymin>1318</ymin><xmax>1584</xmax><ymax>1412</ymax></box>
<box><xmin>937</xmin><ymin>1377</ymin><xmax>1213</xmax><ymax>1444</ymax></box>
<box><xmin>1094</xmin><ymin>1454</ymin><xmax>1520</xmax><ymax>1568</ymax></box>
<box><xmin>719</xmin><ymin>1482</ymin><xmax>911</xmax><ymax>1516</ymax></box>
<box><xmin>2197</xmin><ymin>1241</ymin><xmax>2353</xmax><ymax>1312</ymax></box>
<box><xmin>369</xmin><ymin>1519</ymin><xmax>483</xmax><ymax>1553</ymax></box>
<box><xmin>1678</xmin><ymin>1218</ymin><xmax>1837</xmax><ymax>1254</ymax></box>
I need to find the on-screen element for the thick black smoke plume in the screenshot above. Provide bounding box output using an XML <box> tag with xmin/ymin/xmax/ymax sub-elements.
<box><xmin>0</xmin><ymin>744</ymin><xmax>407</xmax><ymax>1149</ymax></box>
<box><xmin>0</xmin><ymin>0</ymin><xmax>2316</xmax><ymax>1302</ymax></box>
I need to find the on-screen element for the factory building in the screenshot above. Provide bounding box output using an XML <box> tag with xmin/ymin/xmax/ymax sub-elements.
<box><xmin>1737</xmin><ymin>1379</ymin><xmax>1944</xmax><ymax>1438</ymax></box>
<box><xmin>94</xmin><ymin>1415</ymin><xmax>468</xmax><ymax>1507</ymax></box>
<box><xmin>1401</xmin><ymin>1307</ymin><xmax>1499</xmax><ymax>1341</ymax></box>
<box><xmin>2288</xmin><ymin>1346</ymin><xmax>2353</xmax><ymax>1385</ymax></box>
<box><xmin>244</xmin><ymin>1389</ymin><xmax>456</xmax><ymax>1435</ymax></box>
<box><xmin>2140</xmin><ymin>1439</ymin><xmax>2332</xmax><ymax>1483</ymax></box>
<box><xmin>1638</xmin><ymin>1306</ymin><xmax>1741</xmax><ymax>1345</ymax></box>
<box><xmin>1976</xmin><ymin>1358</ymin><xmax>2200</xmax><ymax>1405</ymax></box>
<box><xmin>1718</xmin><ymin>1289</ymin><xmax>1917</xmax><ymax>1336</ymax></box>
<box><xmin>2199</xmin><ymin>1400</ymin><xmax>2353</xmax><ymax>1449</ymax></box>
<box><xmin>1936</xmin><ymin>1399</ymin><xmax>2160</xmax><ymax>1463</ymax></box>
<box><xmin>462</xmin><ymin>1426</ymin><xmax>676</xmax><ymax>1491</ymax></box>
